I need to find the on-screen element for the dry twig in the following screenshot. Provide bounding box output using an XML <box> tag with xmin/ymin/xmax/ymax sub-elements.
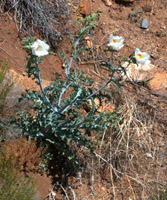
<box><xmin>0</xmin><ymin>0</ymin><xmax>69</xmax><ymax>48</ymax></box>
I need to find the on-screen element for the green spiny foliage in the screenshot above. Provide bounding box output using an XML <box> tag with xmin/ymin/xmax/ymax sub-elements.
<box><xmin>0</xmin><ymin>147</ymin><xmax>36</xmax><ymax>200</ymax></box>
<box><xmin>15</xmin><ymin>14</ymin><xmax>120</xmax><ymax>169</ymax></box>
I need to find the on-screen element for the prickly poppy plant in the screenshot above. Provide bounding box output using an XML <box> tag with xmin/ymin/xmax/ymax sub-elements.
<box><xmin>15</xmin><ymin>14</ymin><xmax>120</xmax><ymax>169</ymax></box>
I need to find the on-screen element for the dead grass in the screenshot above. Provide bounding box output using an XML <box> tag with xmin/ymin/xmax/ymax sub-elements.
<box><xmin>57</xmin><ymin>87</ymin><xmax>166</xmax><ymax>200</ymax></box>
<box><xmin>0</xmin><ymin>0</ymin><xmax>70</xmax><ymax>48</ymax></box>
<box><xmin>92</xmin><ymin>90</ymin><xmax>167</xmax><ymax>200</ymax></box>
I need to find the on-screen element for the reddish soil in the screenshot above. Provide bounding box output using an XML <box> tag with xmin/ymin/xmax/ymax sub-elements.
<box><xmin>34</xmin><ymin>173</ymin><xmax>52</xmax><ymax>200</ymax></box>
<box><xmin>1</xmin><ymin>0</ymin><xmax>167</xmax><ymax>89</ymax></box>
<box><xmin>1</xmin><ymin>0</ymin><xmax>167</xmax><ymax>199</ymax></box>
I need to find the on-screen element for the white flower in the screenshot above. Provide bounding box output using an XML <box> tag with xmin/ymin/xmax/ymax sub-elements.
<box><xmin>31</xmin><ymin>39</ymin><xmax>50</xmax><ymax>57</ymax></box>
<box><xmin>134</xmin><ymin>48</ymin><xmax>150</xmax><ymax>65</ymax></box>
<box><xmin>107</xmin><ymin>34</ymin><xmax>124</xmax><ymax>50</ymax></box>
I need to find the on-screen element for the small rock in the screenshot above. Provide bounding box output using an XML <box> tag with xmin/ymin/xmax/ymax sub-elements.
<box><xmin>5</xmin><ymin>84</ymin><xmax>33</xmax><ymax>110</ymax></box>
<box><xmin>102</xmin><ymin>0</ymin><xmax>112</xmax><ymax>6</ymax></box>
<box><xmin>78</xmin><ymin>0</ymin><xmax>91</xmax><ymax>16</ymax></box>
<box><xmin>115</xmin><ymin>0</ymin><xmax>134</xmax><ymax>4</ymax></box>
<box><xmin>84</xmin><ymin>36</ymin><xmax>93</xmax><ymax>49</ymax></box>
<box><xmin>22</xmin><ymin>72</ymin><xmax>26</xmax><ymax>76</ymax></box>
<box><xmin>146</xmin><ymin>152</ymin><xmax>152</xmax><ymax>158</ymax></box>
<box><xmin>141</xmin><ymin>18</ymin><xmax>148</xmax><ymax>29</ymax></box>
<box><xmin>62</xmin><ymin>63</ymin><xmax>65</xmax><ymax>69</ymax></box>
<box><xmin>122</xmin><ymin>62</ymin><xmax>156</xmax><ymax>82</ymax></box>
<box><xmin>148</xmin><ymin>72</ymin><xmax>167</xmax><ymax>95</ymax></box>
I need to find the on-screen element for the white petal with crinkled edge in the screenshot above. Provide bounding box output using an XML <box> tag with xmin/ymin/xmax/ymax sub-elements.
<box><xmin>31</xmin><ymin>39</ymin><xmax>50</xmax><ymax>57</ymax></box>
<box><xmin>107</xmin><ymin>34</ymin><xmax>124</xmax><ymax>51</ymax></box>
<box><xmin>134</xmin><ymin>48</ymin><xmax>150</xmax><ymax>64</ymax></box>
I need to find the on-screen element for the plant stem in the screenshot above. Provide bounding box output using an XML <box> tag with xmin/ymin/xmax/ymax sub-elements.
<box><xmin>36</xmin><ymin>59</ymin><xmax>58</xmax><ymax>112</ymax></box>
<box><xmin>78</xmin><ymin>72</ymin><xmax>115</xmax><ymax>101</ymax></box>
<box><xmin>59</xmin><ymin>72</ymin><xmax>115</xmax><ymax>113</ymax></box>
<box><xmin>58</xmin><ymin>38</ymin><xmax>80</xmax><ymax>106</ymax></box>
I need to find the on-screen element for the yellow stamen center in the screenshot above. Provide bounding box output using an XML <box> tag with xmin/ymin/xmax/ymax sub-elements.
<box><xmin>138</xmin><ymin>54</ymin><xmax>142</xmax><ymax>59</ymax></box>
<box><xmin>36</xmin><ymin>45</ymin><xmax>41</xmax><ymax>51</ymax></box>
<box><xmin>113</xmin><ymin>39</ymin><xmax>116</xmax><ymax>43</ymax></box>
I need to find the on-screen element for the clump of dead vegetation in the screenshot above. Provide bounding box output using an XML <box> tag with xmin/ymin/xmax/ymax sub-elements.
<box><xmin>91</xmin><ymin>89</ymin><xmax>167</xmax><ymax>199</ymax></box>
<box><xmin>0</xmin><ymin>0</ymin><xmax>70</xmax><ymax>48</ymax></box>
<box><xmin>3</xmin><ymin>136</ymin><xmax>46</xmax><ymax>173</ymax></box>
<box><xmin>56</xmin><ymin>88</ymin><xmax>167</xmax><ymax>200</ymax></box>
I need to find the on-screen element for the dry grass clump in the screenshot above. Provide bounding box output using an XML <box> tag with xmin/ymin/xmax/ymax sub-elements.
<box><xmin>93</xmin><ymin>92</ymin><xmax>167</xmax><ymax>199</ymax></box>
<box><xmin>68</xmin><ymin>86</ymin><xmax>166</xmax><ymax>199</ymax></box>
<box><xmin>0</xmin><ymin>0</ymin><xmax>69</xmax><ymax>48</ymax></box>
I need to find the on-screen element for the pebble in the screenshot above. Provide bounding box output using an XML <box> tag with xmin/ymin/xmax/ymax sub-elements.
<box><xmin>78</xmin><ymin>0</ymin><xmax>91</xmax><ymax>16</ymax></box>
<box><xmin>148</xmin><ymin>72</ymin><xmax>167</xmax><ymax>95</ymax></box>
<box><xmin>121</xmin><ymin>62</ymin><xmax>156</xmax><ymax>83</ymax></box>
<box><xmin>22</xmin><ymin>72</ymin><xmax>26</xmax><ymax>76</ymax></box>
<box><xmin>140</xmin><ymin>18</ymin><xmax>148</xmax><ymax>29</ymax></box>
<box><xmin>146</xmin><ymin>152</ymin><xmax>152</xmax><ymax>158</ymax></box>
<box><xmin>102</xmin><ymin>0</ymin><xmax>112</xmax><ymax>6</ymax></box>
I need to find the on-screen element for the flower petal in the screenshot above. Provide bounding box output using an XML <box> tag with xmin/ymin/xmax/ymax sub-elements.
<box><xmin>107</xmin><ymin>34</ymin><xmax>124</xmax><ymax>50</ymax></box>
<box><xmin>31</xmin><ymin>39</ymin><xmax>50</xmax><ymax>57</ymax></box>
<box><xmin>134</xmin><ymin>48</ymin><xmax>150</xmax><ymax>64</ymax></box>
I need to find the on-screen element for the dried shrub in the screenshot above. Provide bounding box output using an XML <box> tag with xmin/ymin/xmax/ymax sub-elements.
<box><xmin>3</xmin><ymin>136</ymin><xmax>46</xmax><ymax>173</ymax></box>
<box><xmin>0</xmin><ymin>0</ymin><xmax>70</xmax><ymax>48</ymax></box>
<box><xmin>68</xmin><ymin>87</ymin><xmax>167</xmax><ymax>199</ymax></box>
<box><xmin>92</xmin><ymin>92</ymin><xmax>167</xmax><ymax>199</ymax></box>
<box><xmin>0</xmin><ymin>144</ymin><xmax>36</xmax><ymax>200</ymax></box>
